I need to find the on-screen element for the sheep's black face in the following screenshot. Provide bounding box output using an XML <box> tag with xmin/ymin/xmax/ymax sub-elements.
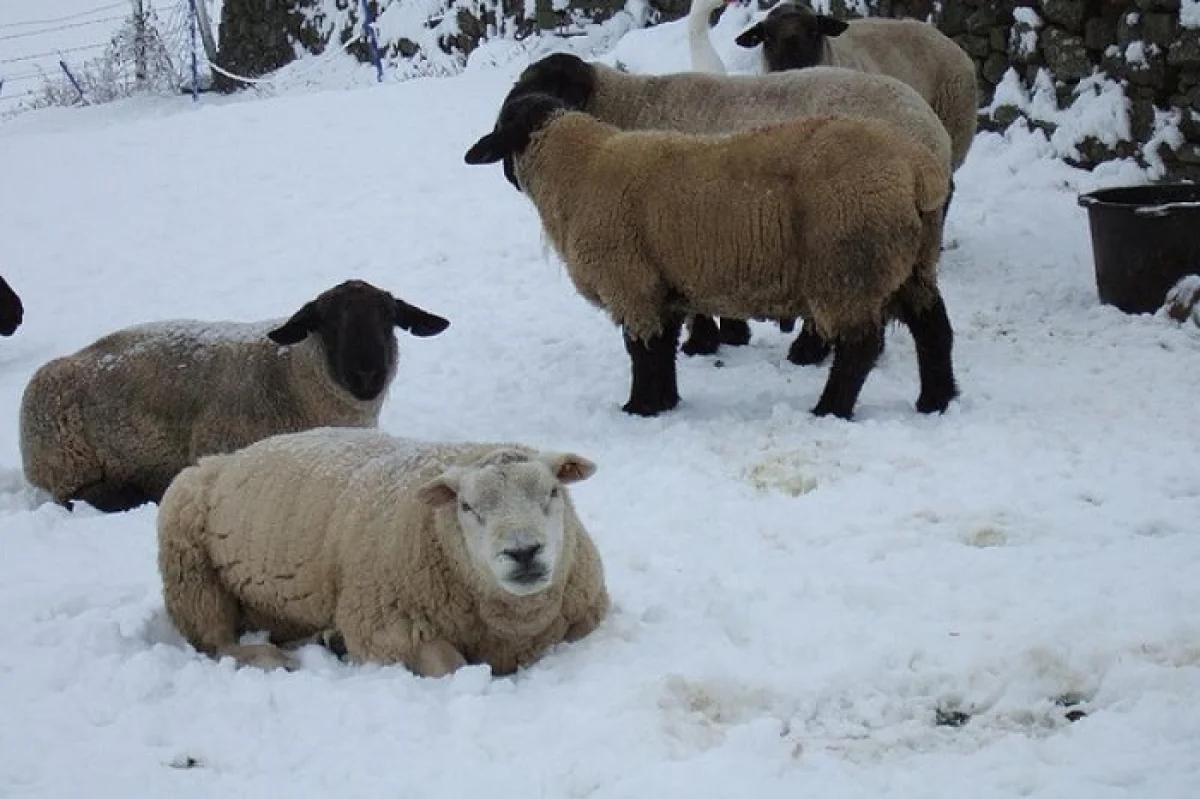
<box><xmin>464</xmin><ymin>93</ymin><xmax>569</xmax><ymax>192</ymax></box>
<box><xmin>507</xmin><ymin>53</ymin><xmax>595</xmax><ymax>114</ymax></box>
<box><xmin>467</xmin><ymin>53</ymin><xmax>594</xmax><ymax>190</ymax></box>
<box><xmin>0</xmin><ymin>276</ymin><xmax>22</xmax><ymax>337</ymax></box>
<box><xmin>735</xmin><ymin>3</ymin><xmax>849</xmax><ymax>72</ymax></box>
<box><xmin>267</xmin><ymin>279</ymin><xmax>450</xmax><ymax>402</ymax></box>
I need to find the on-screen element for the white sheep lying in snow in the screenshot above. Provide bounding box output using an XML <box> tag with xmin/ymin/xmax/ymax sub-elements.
<box><xmin>157</xmin><ymin>426</ymin><xmax>610</xmax><ymax>676</ymax></box>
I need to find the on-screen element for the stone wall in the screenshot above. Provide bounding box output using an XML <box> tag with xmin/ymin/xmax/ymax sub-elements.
<box><xmin>932</xmin><ymin>0</ymin><xmax>1199</xmax><ymax>178</ymax></box>
<box><xmin>215</xmin><ymin>0</ymin><xmax>1199</xmax><ymax>178</ymax></box>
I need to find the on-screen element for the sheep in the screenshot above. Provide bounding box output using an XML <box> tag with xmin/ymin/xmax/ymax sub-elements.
<box><xmin>0</xmin><ymin>275</ymin><xmax>22</xmax><ymax>337</ymax></box>
<box><xmin>156</xmin><ymin>426</ymin><xmax>609</xmax><ymax>675</ymax></box>
<box><xmin>735</xmin><ymin>2</ymin><xmax>979</xmax><ymax>173</ymax></box>
<box><xmin>488</xmin><ymin>52</ymin><xmax>951</xmax><ymax>362</ymax></box>
<box><xmin>20</xmin><ymin>279</ymin><xmax>450</xmax><ymax>513</ymax></box>
<box><xmin>464</xmin><ymin>93</ymin><xmax>959</xmax><ymax>420</ymax></box>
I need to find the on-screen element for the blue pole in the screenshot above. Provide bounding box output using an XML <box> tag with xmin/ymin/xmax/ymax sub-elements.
<box><xmin>359</xmin><ymin>0</ymin><xmax>383</xmax><ymax>83</ymax></box>
<box><xmin>188</xmin><ymin>0</ymin><xmax>200</xmax><ymax>101</ymax></box>
<box><xmin>58</xmin><ymin>59</ymin><xmax>86</xmax><ymax>105</ymax></box>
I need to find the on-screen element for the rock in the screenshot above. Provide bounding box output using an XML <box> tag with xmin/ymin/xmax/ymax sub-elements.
<box><xmin>1041</xmin><ymin>0</ymin><xmax>1087</xmax><ymax>34</ymax></box>
<box><xmin>1163</xmin><ymin>275</ymin><xmax>1200</xmax><ymax>326</ymax></box>
<box><xmin>983</xmin><ymin>52</ymin><xmax>1011</xmax><ymax>83</ymax></box>
<box><xmin>1140</xmin><ymin>13</ymin><xmax>1178</xmax><ymax>49</ymax></box>
<box><xmin>1042</xmin><ymin>28</ymin><xmax>1095</xmax><ymax>81</ymax></box>
<box><xmin>1168</xmin><ymin>31</ymin><xmax>1200</xmax><ymax>69</ymax></box>
<box><xmin>1084</xmin><ymin>17</ymin><xmax>1117</xmax><ymax>52</ymax></box>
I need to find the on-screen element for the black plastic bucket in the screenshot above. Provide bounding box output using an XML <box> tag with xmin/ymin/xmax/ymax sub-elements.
<box><xmin>1078</xmin><ymin>184</ymin><xmax>1200</xmax><ymax>314</ymax></box>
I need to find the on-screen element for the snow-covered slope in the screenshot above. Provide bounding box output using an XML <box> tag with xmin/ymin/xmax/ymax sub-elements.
<box><xmin>1</xmin><ymin>11</ymin><xmax>1198</xmax><ymax>799</ymax></box>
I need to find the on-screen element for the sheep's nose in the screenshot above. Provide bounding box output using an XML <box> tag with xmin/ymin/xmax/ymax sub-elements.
<box><xmin>504</xmin><ymin>544</ymin><xmax>543</xmax><ymax>568</ymax></box>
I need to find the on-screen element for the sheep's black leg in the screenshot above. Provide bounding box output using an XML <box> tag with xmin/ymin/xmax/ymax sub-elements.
<box><xmin>942</xmin><ymin>176</ymin><xmax>956</xmax><ymax>223</ymax></box>
<box><xmin>810</xmin><ymin>325</ymin><xmax>884</xmax><ymax>419</ymax></box>
<box><xmin>896</xmin><ymin>291</ymin><xmax>958</xmax><ymax>414</ymax></box>
<box><xmin>787</xmin><ymin>321</ymin><xmax>833</xmax><ymax>366</ymax></box>
<box><xmin>681</xmin><ymin>314</ymin><xmax>720</xmax><ymax>356</ymax></box>
<box><xmin>622</xmin><ymin>318</ymin><xmax>682</xmax><ymax>416</ymax></box>
<box><xmin>778</xmin><ymin>318</ymin><xmax>796</xmax><ymax>333</ymax></box>
<box><xmin>69</xmin><ymin>481</ymin><xmax>156</xmax><ymax>513</ymax></box>
<box><xmin>718</xmin><ymin>318</ymin><xmax>751</xmax><ymax>346</ymax></box>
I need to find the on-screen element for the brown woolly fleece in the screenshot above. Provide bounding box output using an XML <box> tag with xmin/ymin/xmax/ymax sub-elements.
<box><xmin>586</xmin><ymin>63</ymin><xmax>952</xmax><ymax>170</ymax></box>
<box><xmin>20</xmin><ymin>320</ymin><xmax>390</xmax><ymax>505</ymax></box>
<box><xmin>798</xmin><ymin>18</ymin><xmax>977</xmax><ymax>169</ymax></box>
<box><xmin>157</xmin><ymin>427</ymin><xmax>609</xmax><ymax>676</ymax></box>
<box><xmin>515</xmin><ymin>112</ymin><xmax>948</xmax><ymax>343</ymax></box>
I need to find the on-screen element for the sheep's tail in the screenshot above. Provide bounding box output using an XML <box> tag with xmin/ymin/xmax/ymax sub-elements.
<box><xmin>913</xmin><ymin>155</ymin><xmax>951</xmax><ymax>216</ymax></box>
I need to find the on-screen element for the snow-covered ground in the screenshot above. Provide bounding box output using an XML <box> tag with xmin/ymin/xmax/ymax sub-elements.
<box><xmin>2</xmin><ymin>12</ymin><xmax>1200</xmax><ymax>799</ymax></box>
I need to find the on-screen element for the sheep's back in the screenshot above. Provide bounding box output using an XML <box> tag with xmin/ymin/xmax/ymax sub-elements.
<box><xmin>603</xmin><ymin>68</ymin><xmax>950</xmax><ymax>168</ymax></box>
<box><xmin>193</xmin><ymin>429</ymin><xmax>525</xmax><ymax>631</ymax></box>
<box><xmin>833</xmin><ymin>19</ymin><xmax>978</xmax><ymax>167</ymax></box>
<box><xmin>578</xmin><ymin>116</ymin><xmax>937</xmax><ymax>324</ymax></box>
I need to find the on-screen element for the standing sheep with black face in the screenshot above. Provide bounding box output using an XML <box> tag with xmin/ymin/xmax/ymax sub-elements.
<box><xmin>465</xmin><ymin>94</ymin><xmax>958</xmax><ymax>420</ymax></box>
<box><xmin>735</xmin><ymin>2</ymin><xmax>978</xmax><ymax>176</ymax></box>
<box><xmin>0</xmin><ymin>275</ymin><xmax>22</xmax><ymax>337</ymax></box>
<box><xmin>19</xmin><ymin>279</ymin><xmax>450</xmax><ymax>512</ymax></box>
<box><xmin>487</xmin><ymin>52</ymin><xmax>952</xmax><ymax>363</ymax></box>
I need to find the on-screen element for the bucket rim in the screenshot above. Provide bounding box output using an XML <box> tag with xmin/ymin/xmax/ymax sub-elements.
<box><xmin>1078</xmin><ymin>182</ymin><xmax>1200</xmax><ymax>210</ymax></box>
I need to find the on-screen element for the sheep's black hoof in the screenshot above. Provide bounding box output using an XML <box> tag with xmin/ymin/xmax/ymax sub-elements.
<box><xmin>681</xmin><ymin>315</ymin><xmax>720</xmax><ymax>356</ymax></box>
<box><xmin>718</xmin><ymin>318</ymin><xmax>751</xmax><ymax>346</ymax></box>
<box><xmin>622</xmin><ymin>395</ymin><xmax>678</xmax><ymax>416</ymax></box>
<box><xmin>916</xmin><ymin>390</ymin><xmax>956</xmax><ymax>414</ymax></box>
<box><xmin>777</xmin><ymin>318</ymin><xmax>796</xmax><ymax>333</ymax></box>
<box><xmin>810</xmin><ymin>400</ymin><xmax>853</xmax><ymax>420</ymax></box>
<box><xmin>787</xmin><ymin>327</ymin><xmax>832</xmax><ymax>366</ymax></box>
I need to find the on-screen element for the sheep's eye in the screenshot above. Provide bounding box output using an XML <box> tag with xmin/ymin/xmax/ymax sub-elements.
<box><xmin>459</xmin><ymin>501</ymin><xmax>473</xmax><ymax>515</ymax></box>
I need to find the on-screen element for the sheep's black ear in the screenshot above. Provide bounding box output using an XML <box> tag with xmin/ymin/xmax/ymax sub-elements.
<box><xmin>393</xmin><ymin>298</ymin><xmax>450</xmax><ymax>337</ymax></box>
<box><xmin>267</xmin><ymin>300</ymin><xmax>320</xmax><ymax>345</ymax></box>
<box><xmin>817</xmin><ymin>15</ymin><xmax>849</xmax><ymax>36</ymax></box>
<box><xmin>735</xmin><ymin>23</ymin><xmax>765</xmax><ymax>48</ymax></box>
<box><xmin>464</xmin><ymin>131</ymin><xmax>510</xmax><ymax>165</ymax></box>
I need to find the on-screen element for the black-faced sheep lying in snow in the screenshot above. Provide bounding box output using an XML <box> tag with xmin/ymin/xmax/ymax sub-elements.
<box><xmin>465</xmin><ymin>94</ymin><xmax>959</xmax><ymax>420</ymax></box>
<box><xmin>489</xmin><ymin>52</ymin><xmax>951</xmax><ymax>362</ymax></box>
<box><xmin>157</xmin><ymin>427</ymin><xmax>609</xmax><ymax>675</ymax></box>
<box><xmin>0</xmin><ymin>275</ymin><xmax>23</xmax><ymax>336</ymax></box>
<box><xmin>20</xmin><ymin>279</ymin><xmax>450</xmax><ymax>513</ymax></box>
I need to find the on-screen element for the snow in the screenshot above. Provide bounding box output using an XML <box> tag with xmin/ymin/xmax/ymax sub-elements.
<box><xmin>1183</xmin><ymin>0</ymin><xmax>1200</xmax><ymax>29</ymax></box>
<box><xmin>3</xmin><ymin>11</ymin><xmax>1200</xmax><ymax>799</ymax></box>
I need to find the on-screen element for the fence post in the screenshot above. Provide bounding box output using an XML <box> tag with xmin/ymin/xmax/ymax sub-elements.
<box><xmin>359</xmin><ymin>0</ymin><xmax>383</xmax><ymax>83</ymax></box>
<box><xmin>58</xmin><ymin>59</ymin><xmax>86</xmax><ymax>105</ymax></box>
<box><xmin>187</xmin><ymin>0</ymin><xmax>200</xmax><ymax>101</ymax></box>
<box><xmin>132</xmin><ymin>0</ymin><xmax>147</xmax><ymax>89</ymax></box>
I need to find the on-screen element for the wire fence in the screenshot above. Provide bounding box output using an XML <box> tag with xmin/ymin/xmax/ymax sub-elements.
<box><xmin>0</xmin><ymin>1</ymin><xmax>211</xmax><ymax>116</ymax></box>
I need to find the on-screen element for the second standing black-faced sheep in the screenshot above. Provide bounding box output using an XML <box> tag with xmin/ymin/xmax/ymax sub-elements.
<box><xmin>19</xmin><ymin>279</ymin><xmax>450</xmax><ymax>512</ymax></box>
<box><xmin>489</xmin><ymin>52</ymin><xmax>952</xmax><ymax>362</ymax></box>
<box><xmin>465</xmin><ymin>94</ymin><xmax>959</xmax><ymax>419</ymax></box>
<box><xmin>0</xmin><ymin>275</ymin><xmax>22</xmax><ymax>337</ymax></box>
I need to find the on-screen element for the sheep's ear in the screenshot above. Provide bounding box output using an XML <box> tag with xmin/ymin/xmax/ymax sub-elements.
<box><xmin>464</xmin><ymin>131</ymin><xmax>511</xmax><ymax>165</ymax></box>
<box><xmin>394</xmin><ymin>297</ymin><xmax>450</xmax><ymax>337</ymax></box>
<box><xmin>539</xmin><ymin>452</ymin><xmax>596</xmax><ymax>484</ymax></box>
<box><xmin>817</xmin><ymin>15</ymin><xmax>849</xmax><ymax>36</ymax></box>
<box><xmin>267</xmin><ymin>300</ymin><xmax>320</xmax><ymax>345</ymax></box>
<box><xmin>418</xmin><ymin>471</ymin><xmax>462</xmax><ymax>508</ymax></box>
<box><xmin>735</xmin><ymin>22</ymin><xmax>765</xmax><ymax>48</ymax></box>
